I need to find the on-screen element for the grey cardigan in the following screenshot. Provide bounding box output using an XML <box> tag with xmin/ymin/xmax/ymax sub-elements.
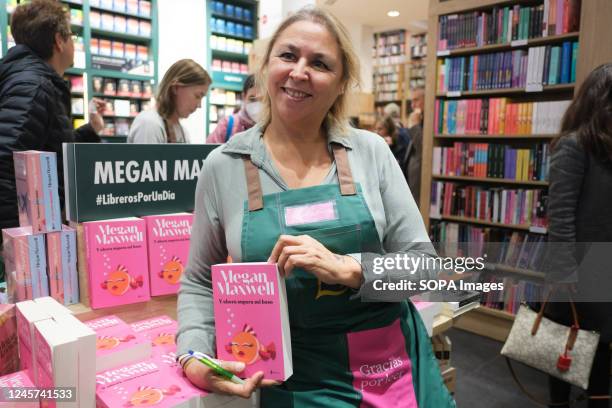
<box><xmin>176</xmin><ymin>124</ymin><xmax>438</xmax><ymax>357</ymax></box>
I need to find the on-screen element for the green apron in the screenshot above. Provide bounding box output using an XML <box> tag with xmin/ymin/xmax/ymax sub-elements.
<box><xmin>239</xmin><ymin>144</ymin><xmax>455</xmax><ymax>408</ymax></box>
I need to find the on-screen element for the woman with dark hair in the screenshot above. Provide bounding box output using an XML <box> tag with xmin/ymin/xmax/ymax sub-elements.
<box><xmin>207</xmin><ymin>74</ymin><xmax>261</xmax><ymax>143</ymax></box>
<box><xmin>374</xmin><ymin>115</ymin><xmax>397</xmax><ymax>146</ymax></box>
<box><xmin>128</xmin><ymin>59</ymin><xmax>211</xmax><ymax>143</ymax></box>
<box><xmin>546</xmin><ymin>63</ymin><xmax>612</xmax><ymax>407</ymax></box>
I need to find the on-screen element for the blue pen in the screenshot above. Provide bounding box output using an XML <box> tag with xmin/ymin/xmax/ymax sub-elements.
<box><xmin>188</xmin><ymin>350</ymin><xmax>246</xmax><ymax>385</ymax></box>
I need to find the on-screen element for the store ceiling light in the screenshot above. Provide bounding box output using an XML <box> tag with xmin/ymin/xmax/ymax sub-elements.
<box><xmin>387</xmin><ymin>10</ymin><xmax>400</xmax><ymax>18</ymax></box>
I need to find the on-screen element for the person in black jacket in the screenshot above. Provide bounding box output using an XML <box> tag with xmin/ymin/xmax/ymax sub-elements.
<box><xmin>546</xmin><ymin>63</ymin><xmax>612</xmax><ymax>408</ymax></box>
<box><xmin>0</xmin><ymin>0</ymin><xmax>104</xmax><ymax>240</ymax></box>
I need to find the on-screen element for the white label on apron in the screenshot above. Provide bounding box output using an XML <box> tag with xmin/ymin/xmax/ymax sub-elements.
<box><xmin>284</xmin><ymin>200</ymin><xmax>338</xmax><ymax>227</ymax></box>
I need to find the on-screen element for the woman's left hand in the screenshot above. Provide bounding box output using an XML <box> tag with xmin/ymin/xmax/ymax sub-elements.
<box><xmin>268</xmin><ymin>235</ymin><xmax>363</xmax><ymax>289</ymax></box>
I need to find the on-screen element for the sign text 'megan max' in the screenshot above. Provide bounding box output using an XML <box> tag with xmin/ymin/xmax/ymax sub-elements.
<box><xmin>94</xmin><ymin>159</ymin><xmax>205</xmax><ymax>184</ymax></box>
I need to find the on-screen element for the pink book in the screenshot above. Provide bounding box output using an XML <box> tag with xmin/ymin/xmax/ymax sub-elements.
<box><xmin>46</xmin><ymin>225</ymin><xmax>79</xmax><ymax>305</ymax></box>
<box><xmin>2</xmin><ymin>227</ymin><xmax>48</xmax><ymax>302</ymax></box>
<box><xmin>16</xmin><ymin>300</ymin><xmax>52</xmax><ymax>382</ymax></box>
<box><xmin>83</xmin><ymin>217</ymin><xmax>150</xmax><ymax>309</ymax></box>
<box><xmin>33</xmin><ymin>319</ymin><xmax>78</xmax><ymax>407</ymax></box>
<box><xmin>0</xmin><ymin>304</ymin><xmax>19</xmax><ymax>376</ymax></box>
<box><xmin>212</xmin><ymin>262</ymin><xmax>292</xmax><ymax>381</ymax></box>
<box><xmin>95</xmin><ymin>359</ymin><xmax>203</xmax><ymax>408</ymax></box>
<box><xmin>13</xmin><ymin>150</ymin><xmax>61</xmax><ymax>233</ymax></box>
<box><xmin>130</xmin><ymin>315</ymin><xmax>177</xmax><ymax>355</ymax></box>
<box><xmin>142</xmin><ymin>213</ymin><xmax>193</xmax><ymax>296</ymax></box>
<box><xmin>0</xmin><ymin>370</ymin><xmax>38</xmax><ymax>408</ymax></box>
<box><xmin>84</xmin><ymin>315</ymin><xmax>152</xmax><ymax>372</ymax></box>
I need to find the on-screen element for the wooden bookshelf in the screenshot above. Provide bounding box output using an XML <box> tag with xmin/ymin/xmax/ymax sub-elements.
<box><xmin>422</xmin><ymin>0</ymin><xmax>612</xmax><ymax>340</ymax></box>
<box><xmin>432</xmin><ymin>174</ymin><xmax>549</xmax><ymax>186</ymax></box>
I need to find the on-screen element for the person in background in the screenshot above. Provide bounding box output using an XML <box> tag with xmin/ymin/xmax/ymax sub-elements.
<box><xmin>545</xmin><ymin>63</ymin><xmax>612</xmax><ymax>408</ymax></box>
<box><xmin>128</xmin><ymin>59</ymin><xmax>211</xmax><ymax>144</ymax></box>
<box><xmin>207</xmin><ymin>74</ymin><xmax>261</xmax><ymax>143</ymax></box>
<box><xmin>403</xmin><ymin>87</ymin><xmax>425</xmax><ymax>205</ymax></box>
<box><xmin>0</xmin><ymin>0</ymin><xmax>104</xmax><ymax>241</ymax></box>
<box><xmin>176</xmin><ymin>6</ymin><xmax>455</xmax><ymax>407</ymax></box>
<box><xmin>374</xmin><ymin>115</ymin><xmax>397</xmax><ymax>146</ymax></box>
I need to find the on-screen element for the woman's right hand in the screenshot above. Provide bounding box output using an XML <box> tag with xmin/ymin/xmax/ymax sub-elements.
<box><xmin>184</xmin><ymin>359</ymin><xmax>273</xmax><ymax>398</ymax></box>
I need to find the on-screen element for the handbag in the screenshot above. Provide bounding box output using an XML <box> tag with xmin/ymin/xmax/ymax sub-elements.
<box><xmin>500</xmin><ymin>291</ymin><xmax>608</xmax><ymax>405</ymax></box>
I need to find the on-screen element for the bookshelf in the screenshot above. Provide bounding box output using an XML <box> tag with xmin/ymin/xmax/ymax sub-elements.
<box><xmin>0</xmin><ymin>0</ymin><xmax>159</xmax><ymax>143</ymax></box>
<box><xmin>372</xmin><ymin>29</ymin><xmax>408</xmax><ymax>123</ymax></box>
<box><xmin>206</xmin><ymin>0</ymin><xmax>257</xmax><ymax>136</ymax></box>
<box><xmin>422</xmin><ymin>0</ymin><xmax>612</xmax><ymax>341</ymax></box>
<box><xmin>408</xmin><ymin>32</ymin><xmax>427</xmax><ymax>95</ymax></box>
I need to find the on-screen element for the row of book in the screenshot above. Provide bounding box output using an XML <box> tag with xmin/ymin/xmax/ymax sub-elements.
<box><xmin>437</xmin><ymin>0</ymin><xmax>581</xmax><ymax>51</ymax></box>
<box><xmin>1</xmin><ymin>298</ymin><xmax>249</xmax><ymax>407</ymax></box>
<box><xmin>209</xmin><ymin>88</ymin><xmax>240</xmax><ymax>106</ymax></box>
<box><xmin>434</xmin><ymin>98</ymin><xmax>571</xmax><ymax>135</ymax></box>
<box><xmin>101</xmin><ymin>118</ymin><xmax>132</xmax><ymax>137</ymax></box>
<box><xmin>210</xmin><ymin>18</ymin><xmax>255</xmax><ymax>39</ymax></box>
<box><xmin>90</xmin><ymin>0</ymin><xmax>152</xmax><ymax>17</ymax></box>
<box><xmin>430</xmin><ymin>181</ymin><xmax>548</xmax><ymax>227</ymax></box>
<box><xmin>90</xmin><ymin>11</ymin><xmax>152</xmax><ymax>37</ymax></box>
<box><xmin>211</xmin><ymin>1</ymin><xmax>253</xmax><ymax>21</ymax></box>
<box><xmin>437</xmin><ymin>42</ymin><xmax>578</xmax><ymax>92</ymax></box>
<box><xmin>93</xmin><ymin>76</ymin><xmax>154</xmax><ymax>99</ymax></box>
<box><xmin>432</xmin><ymin>142</ymin><xmax>550</xmax><ymax>181</ymax></box>
<box><xmin>210</xmin><ymin>35</ymin><xmax>253</xmax><ymax>56</ymax></box>
<box><xmin>431</xmin><ymin>222</ymin><xmax>545</xmax><ymax>264</ymax></box>
<box><xmin>373</xmin><ymin>30</ymin><xmax>407</xmax><ymax>58</ymax></box>
<box><xmin>480</xmin><ymin>275</ymin><xmax>544</xmax><ymax>315</ymax></box>
<box><xmin>90</xmin><ymin>38</ymin><xmax>150</xmax><ymax>62</ymax></box>
<box><xmin>211</xmin><ymin>59</ymin><xmax>249</xmax><ymax>75</ymax></box>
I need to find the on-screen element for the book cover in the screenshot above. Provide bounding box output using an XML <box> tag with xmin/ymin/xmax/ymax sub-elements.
<box><xmin>84</xmin><ymin>218</ymin><xmax>150</xmax><ymax>309</ymax></box>
<box><xmin>13</xmin><ymin>151</ymin><xmax>61</xmax><ymax>234</ymax></box>
<box><xmin>0</xmin><ymin>304</ymin><xmax>18</xmax><ymax>376</ymax></box>
<box><xmin>2</xmin><ymin>227</ymin><xmax>47</xmax><ymax>302</ymax></box>
<box><xmin>46</xmin><ymin>225</ymin><xmax>79</xmax><ymax>306</ymax></box>
<box><xmin>33</xmin><ymin>318</ymin><xmax>78</xmax><ymax>407</ymax></box>
<box><xmin>130</xmin><ymin>315</ymin><xmax>177</xmax><ymax>355</ymax></box>
<box><xmin>143</xmin><ymin>213</ymin><xmax>193</xmax><ymax>296</ymax></box>
<box><xmin>212</xmin><ymin>262</ymin><xmax>292</xmax><ymax>381</ymax></box>
<box><xmin>0</xmin><ymin>370</ymin><xmax>38</xmax><ymax>408</ymax></box>
<box><xmin>84</xmin><ymin>315</ymin><xmax>152</xmax><ymax>372</ymax></box>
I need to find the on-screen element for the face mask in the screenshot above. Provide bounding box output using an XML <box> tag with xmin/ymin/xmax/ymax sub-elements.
<box><xmin>245</xmin><ymin>101</ymin><xmax>263</xmax><ymax>122</ymax></box>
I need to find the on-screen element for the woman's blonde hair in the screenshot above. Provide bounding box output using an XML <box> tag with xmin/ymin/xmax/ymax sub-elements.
<box><xmin>156</xmin><ymin>59</ymin><xmax>211</xmax><ymax>119</ymax></box>
<box><xmin>255</xmin><ymin>6</ymin><xmax>360</xmax><ymax>134</ymax></box>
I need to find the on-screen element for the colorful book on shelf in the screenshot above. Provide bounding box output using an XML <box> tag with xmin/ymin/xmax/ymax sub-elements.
<box><xmin>143</xmin><ymin>213</ymin><xmax>193</xmax><ymax>296</ymax></box>
<box><xmin>1</xmin><ymin>227</ymin><xmax>47</xmax><ymax>302</ymax></box>
<box><xmin>84</xmin><ymin>315</ymin><xmax>152</xmax><ymax>372</ymax></box>
<box><xmin>0</xmin><ymin>304</ymin><xmax>18</xmax><ymax>377</ymax></box>
<box><xmin>83</xmin><ymin>217</ymin><xmax>151</xmax><ymax>309</ymax></box>
<box><xmin>13</xmin><ymin>150</ymin><xmax>62</xmax><ymax>233</ymax></box>
<box><xmin>33</xmin><ymin>318</ymin><xmax>78</xmax><ymax>407</ymax></box>
<box><xmin>130</xmin><ymin>315</ymin><xmax>177</xmax><ymax>355</ymax></box>
<box><xmin>212</xmin><ymin>262</ymin><xmax>292</xmax><ymax>381</ymax></box>
<box><xmin>0</xmin><ymin>370</ymin><xmax>38</xmax><ymax>408</ymax></box>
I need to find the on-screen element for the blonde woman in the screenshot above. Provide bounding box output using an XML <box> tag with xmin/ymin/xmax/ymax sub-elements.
<box><xmin>128</xmin><ymin>59</ymin><xmax>211</xmax><ymax>143</ymax></box>
<box><xmin>176</xmin><ymin>7</ymin><xmax>455</xmax><ymax>407</ymax></box>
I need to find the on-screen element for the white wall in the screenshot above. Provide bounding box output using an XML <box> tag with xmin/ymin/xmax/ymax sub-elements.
<box><xmin>157</xmin><ymin>0</ymin><xmax>208</xmax><ymax>143</ymax></box>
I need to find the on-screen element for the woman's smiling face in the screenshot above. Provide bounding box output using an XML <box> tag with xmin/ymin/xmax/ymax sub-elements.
<box><xmin>266</xmin><ymin>20</ymin><xmax>344</xmax><ymax>126</ymax></box>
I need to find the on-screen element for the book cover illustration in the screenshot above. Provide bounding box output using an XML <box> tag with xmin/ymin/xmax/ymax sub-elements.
<box><xmin>130</xmin><ymin>315</ymin><xmax>177</xmax><ymax>355</ymax></box>
<box><xmin>95</xmin><ymin>360</ymin><xmax>202</xmax><ymax>408</ymax></box>
<box><xmin>212</xmin><ymin>263</ymin><xmax>292</xmax><ymax>381</ymax></box>
<box><xmin>84</xmin><ymin>218</ymin><xmax>150</xmax><ymax>309</ymax></box>
<box><xmin>84</xmin><ymin>315</ymin><xmax>152</xmax><ymax>372</ymax></box>
<box><xmin>143</xmin><ymin>213</ymin><xmax>193</xmax><ymax>296</ymax></box>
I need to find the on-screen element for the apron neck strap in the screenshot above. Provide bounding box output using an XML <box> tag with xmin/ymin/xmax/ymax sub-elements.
<box><xmin>331</xmin><ymin>143</ymin><xmax>356</xmax><ymax>196</ymax></box>
<box><xmin>242</xmin><ymin>143</ymin><xmax>356</xmax><ymax>212</ymax></box>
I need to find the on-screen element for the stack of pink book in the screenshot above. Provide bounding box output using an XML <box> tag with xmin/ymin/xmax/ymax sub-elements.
<box><xmin>130</xmin><ymin>315</ymin><xmax>177</xmax><ymax>356</ymax></box>
<box><xmin>0</xmin><ymin>370</ymin><xmax>39</xmax><ymax>408</ymax></box>
<box><xmin>46</xmin><ymin>225</ymin><xmax>79</xmax><ymax>305</ymax></box>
